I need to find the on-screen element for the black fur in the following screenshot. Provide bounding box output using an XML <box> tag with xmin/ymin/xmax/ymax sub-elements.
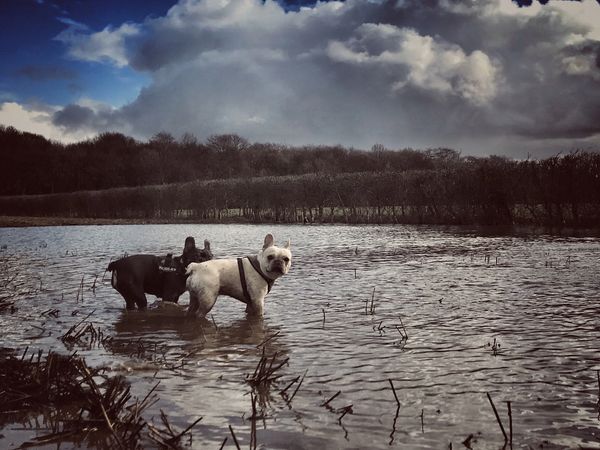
<box><xmin>107</xmin><ymin>237</ymin><xmax>212</xmax><ymax>309</ymax></box>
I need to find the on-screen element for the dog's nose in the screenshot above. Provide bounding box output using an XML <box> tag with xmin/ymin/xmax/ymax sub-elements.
<box><xmin>271</xmin><ymin>260</ymin><xmax>285</xmax><ymax>271</ymax></box>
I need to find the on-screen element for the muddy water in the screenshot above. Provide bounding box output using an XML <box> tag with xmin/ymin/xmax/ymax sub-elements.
<box><xmin>1</xmin><ymin>224</ymin><xmax>600</xmax><ymax>449</ymax></box>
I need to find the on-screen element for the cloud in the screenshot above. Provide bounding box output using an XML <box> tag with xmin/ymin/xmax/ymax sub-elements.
<box><xmin>0</xmin><ymin>102</ymin><xmax>93</xmax><ymax>142</ymax></box>
<box><xmin>55</xmin><ymin>22</ymin><xmax>139</xmax><ymax>67</ymax></box>
<box><xmin>56</xmin><ymin>16</ymin><xmax>89</xmax><ymax>31</ymax></box>
<box><xmin>47</xmin><ymin>0</ymin><xmax>600</xmax><ymax>157</ymax></box>
<box><xmin>326</xmin><ymin>23</ymin><xmax>499</xmax><ymax>104</ymax></box>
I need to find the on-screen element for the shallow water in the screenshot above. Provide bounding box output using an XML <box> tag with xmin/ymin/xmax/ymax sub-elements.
<box><xmin>1</xmin><ymin>224</ymin><xmax>600</xmax><ymax>449</ymax></box>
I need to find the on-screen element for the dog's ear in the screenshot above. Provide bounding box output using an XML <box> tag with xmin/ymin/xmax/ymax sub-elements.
<box><xmin>284</xmin><ymin>239</ymin><xmax>291</xmax><ymax>249</ymax></box>
<box><xmin>184</xmin><ymin>236</ymin><xmax>196</xmax><ymax>253</ymax></box>
<box><xmin>203</xmin><ymin>239</ymin><xmax>211</xmax><ymax>250</ymax></box>
<box><xmin>263</xmin><ymin>233</ymin><xmax>274</xmax><ymax>249</ymax></box>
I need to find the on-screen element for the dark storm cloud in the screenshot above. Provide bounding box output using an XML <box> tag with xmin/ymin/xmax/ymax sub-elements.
<box><xmin>52</xmin><ymin>0</ymin><xmax>600</xmax><ymax>157</ymax></box>
<box><xmin>52</xmin><ymin>103</ymin><xmax>118</xmax><ymax>133</ymax></box>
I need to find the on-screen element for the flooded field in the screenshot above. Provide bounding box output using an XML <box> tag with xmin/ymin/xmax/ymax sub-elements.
<box><xmin>1</xmin><ymin>224</ymin><xmax>600</xmax><ymax>449</ymax></box>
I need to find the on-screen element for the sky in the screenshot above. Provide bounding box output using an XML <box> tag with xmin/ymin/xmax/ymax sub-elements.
<box><xmin>1</xmin><ymin>0</ymin><xmax>599</xmax><ymax>158</ymax></box>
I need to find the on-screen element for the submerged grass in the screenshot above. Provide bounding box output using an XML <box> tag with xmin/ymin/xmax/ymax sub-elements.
<box><xmin>0</xmin><ymin>347</ymin><xmax>200</xmax><ymax>449</ymax></box>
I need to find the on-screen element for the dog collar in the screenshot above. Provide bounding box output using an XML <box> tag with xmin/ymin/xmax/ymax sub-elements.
<box><xmin>237</xmin><ymin>256</ymin><xmax>275</xmax><ymax>304</ymax></box>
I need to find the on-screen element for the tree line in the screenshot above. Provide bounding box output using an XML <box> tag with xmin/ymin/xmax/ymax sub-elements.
<box><xmin>0</xmin><ymin>126</ymin><xmax>437</xmax><ymax>196</ymax></box>
<box><xmin>1</xmin><ymin>149</ymin><xmax>599</xmax><ymax>227</ymax></box>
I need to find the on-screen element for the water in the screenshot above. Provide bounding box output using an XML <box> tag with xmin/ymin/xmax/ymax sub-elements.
<box><xmin>1</xmin><ymin>224</ymin><xmax>599</xmax><ymax>449</ymax></box>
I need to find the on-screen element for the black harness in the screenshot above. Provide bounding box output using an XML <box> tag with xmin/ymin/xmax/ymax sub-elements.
<box><xmin>158</xmin><ymin>254</ymin><xmax>189</xmax><ymax>279</ymax></box>
<box><xmin>237</xmin><ymin>256</ymin><xmax>275</xmax><ymax>304</ymax></box>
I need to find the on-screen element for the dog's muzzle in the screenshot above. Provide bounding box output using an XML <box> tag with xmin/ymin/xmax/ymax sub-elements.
<box><xmin>269</xmin><ymin>261</ymin><xmax>285</xmax><ymax>274</ymax></box>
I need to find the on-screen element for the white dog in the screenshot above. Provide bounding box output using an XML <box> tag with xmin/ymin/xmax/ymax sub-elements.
<box><xmin>185</xmin><ymin>234</ymin><xmax>292</xmax><ymax>317</ymax></box>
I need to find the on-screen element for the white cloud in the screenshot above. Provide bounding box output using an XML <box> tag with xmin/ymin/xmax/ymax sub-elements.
<box><xmin>0</xmin><ymin>102</ymin><xmax>93</xmax><ymax>142</ymax></box>
<box><xmin>327</xmin><ymin>24</ymin><xmax>499</xmax><ymax>104</ymax></box>
<box><xmin>495</xmin><ymin>0</ymin><xmax>600</xmax><ymax>40</ymax></box>
<box><xmin>44</xmin><ymin>0</ymin><xmax>600</xmax><ymax>156</ymax></box>
<box><xmin>56</xmin><ymin>23</ymin><xmax>139</xmax><ymax>67</ymax></box>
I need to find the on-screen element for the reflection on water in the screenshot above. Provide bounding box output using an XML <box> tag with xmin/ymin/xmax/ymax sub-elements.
<box><xmin>1</xmin><ymin>223</ymin><xmax>600</xmax><ymax>449</ymax></box>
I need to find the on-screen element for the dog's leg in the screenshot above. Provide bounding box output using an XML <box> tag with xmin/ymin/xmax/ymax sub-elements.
<box><xmin>246</xmin><ymin>297</ymin><xmax>265</xmax><ymax>317</ymax></box>
<box><xmin>114</xmin><ymin>281</ymin><xmax>137</xmax><ymax>310</ymax></box>
<box><xmin>196</xmin><ymin>292</ymin><xmax>218</xmax><ymax>318</ymax></box>
<box><xmin>126</xmin><ymin>285</ymin><xmax>147</xmax><ymax>310</ymax></box>
<box><xmin>187</xmin><ymin>292</ymin><xmax>200</xmax><ymax>317</ymax></box>
<box><xmin>135</xmin><ymin>292</ymin><xmax>148</xmax><ymax>310</ymax></box>
<box><xmin>123</xmin><ymin>294</ymin><xmax>137</xmax><ymax>310</ymax></box>
<box><xmin>187</xmin><ymin>286</ymin><xmax>218</xmax><ymax>318</ymax></box>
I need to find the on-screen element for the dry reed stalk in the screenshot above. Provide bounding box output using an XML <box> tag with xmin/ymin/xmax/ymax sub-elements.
<box><xmin>337</xmin><ymin>404</ymin><xmax>353</xmax><ymax>423</ymax></box>
<box><xmin>148</xmin><ymin>409</ymin><xmax>203</xmax><ymax>449</ymax></box>
<box><xmin>247</xmin><ymin>351</ymin><xmax>289</xmax><ymax>387</ymax></box>
<box><xmin>389</xmin><ymin>405</ymin><xmax>400</xmax><ymax>445</ymax></box>
<box><xmin>597</xmin><ymin>369</ymin><xmax>600</xmax><ymax>420</ymax></box>
<box><xmin>486</xmin><ymin>392</ymin><xmax>508</xmax><ymax>443</ymax></box>
<box><xmin>75</xmin><ymin>276</ymin><xmax>84</xmax><ymax>303</ymax></box>
<box><xmin>388</xmin><ymin>379</ymin><xmax>400</xmax><ymax>406</ymax></box>
<box><xmin>279</xmin><ymin>376</ymin><xmax>300</xmax><ymax>397</ymax></box>
<box><xmin>228</xmin><ymin>425</ymin><xmax>241</xmax><ymax>450</ymax></box>
<box><xmin>255</xmin><ymin>331</ymin><xmax>280</xmax><ymax>349</ymax></box>
<box><xmin>507</xmin><ymin>400</ymin><xmax>513</xmax><ymax>447</ymax></box>
<box><xmin>287</xmin><ymin>369</ymin><xmax>308</xmax><ymax>404</ymax></box>
<box><xmin>321</xmin><ymin>390</ymin><xmax>341</xmax><ymax>408</ymax></box>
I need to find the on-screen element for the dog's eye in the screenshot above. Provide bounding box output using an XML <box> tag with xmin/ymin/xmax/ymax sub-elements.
<box><xmin>283</xmin><ymin>257</ymin><xmax>290</xmax><ymax>263</ymax></box>
<box><xmin>268</xmin><ymin>255</ymin><xmax>274</xmax><ymax>261</ymax></box>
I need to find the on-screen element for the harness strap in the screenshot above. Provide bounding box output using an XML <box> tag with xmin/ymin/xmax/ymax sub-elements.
<box><xmin>237</xmin><ymin>256</ymin><xmax>276</xmax><ymax>304</ymax></box>
<box><xmin>247</xmin><ymin>256</ymin><xmax>275</xmax><ymax>293</ymax></box>
<box><xmin>237</xmin><ymin>257</ymin><xmax>251</xmax><ymax>304</ymax></box>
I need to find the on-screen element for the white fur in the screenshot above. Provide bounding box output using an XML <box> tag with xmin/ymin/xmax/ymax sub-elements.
<box><xmin>185</xmin><ymin>234</ymin><xmax>291</xmax><ymax>318</ymax></box>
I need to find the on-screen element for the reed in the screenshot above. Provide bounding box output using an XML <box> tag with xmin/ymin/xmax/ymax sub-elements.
<box><xmin>388</xmin><ymin>379</ymin><xmax>400</xmax><ymax>406</ymax></box>
<box><xmin>0</xmin><ymin>347</ymin><xmax>162</xmax><ymax>448</ymax></box>
<box><xmin>279</xmin><ymin>376</ymin><xmax>300</xmax><ymax>398</ymax></box>
<box><xmin>228</xmin><ymin>425</ymin><xmax>241</xmax><ymax>450</ymax></box>
<box><xmin>337</xmin><ymin>404</ymin><xmax>353</xmax><ymax>423</ymax></box>
<box><xmin>61</xmin><ymin>314</ymin><xmax>111</xmax><ymax>349</ymax></box>
<box><xmin>365</xmin><ymin>287</ymin><xmax>376</xmax><ymax>315</ymax></box>
<box><xmin>75</xmin><ymin>276</ymin><xmax>84</xmax><ymax>303</ymax></box>
<box><xmin>321</xmin><ymin>390</ymin><xmax>341</xmax><ymax>408</ymax></box>
<box><xmin>486</xmin><ymin>392</ymin><xmax>508</xmax><ymax>444</ymax></box>
<box><xmin>396</xmin><ymin>315</ymin><xmax>408</xmax><ymax>340</ymax></box>
<box><xmin>91</xmin><ymin>274</ymin><xmax>98</xmax><ymax>292</ymax></box>
<box><xmin>490</xmin><ymin>338</ymin><xmax>500</xmax><ymax>356</ymax></box>
<box><xmin>286</xmin><ymin>369</ymin><xmax>308</xmax><ymax>404</ymax></box>
<box><xmin>250</xmin><ymin>391</ymin><xmax>258</xmax><ymax>450</ymax></box>
<box><xmin>246</xmin><ymin>350</ymin><xmax>289</xmax><ymax>387</ymax></box>
<box><xmin>389</xmin><ymin>404</ymin><xmax>400</xmax><ymax>445</ymax></box>
<box><xmin>596</xmin><ymin>369</ymin><xmax>600</xmax><ymax>420</ymax></box>
<box><xmin>506</xmin><ymin>400</ymin><xmax>513</xmax><ymax>448</ymax></box>
<box><xmin>255</xmin><ymin>331</ymin><xmax>280</xmax><ymax>349</ymax></box>
<box><xmin>148</xmin><ymin>409</ymin><xmax>203</xmax><ymax>449</ymax></box>
<box><xmin>101</xmin><ymin>258</ymin><xmax>111</xmax><ymax>282</ymax></box>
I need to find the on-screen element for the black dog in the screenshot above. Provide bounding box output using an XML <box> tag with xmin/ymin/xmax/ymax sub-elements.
<box><xmin>107</xmin><ymin>237</ymin><xmax>212</xmax><ymax>310</ymax></box>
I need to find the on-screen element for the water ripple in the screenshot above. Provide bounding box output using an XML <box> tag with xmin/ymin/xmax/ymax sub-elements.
<box><xmin>1</xmin><ymin>224</ymin><xmax>600</xmax><ymax>449</ymax></box>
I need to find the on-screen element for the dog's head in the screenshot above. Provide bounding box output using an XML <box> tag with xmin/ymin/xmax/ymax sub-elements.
<box><xmin>258</xmin><ymin>233</ymin><xmax>292</xmax><ymax>279</ymax></box>
<box><xmin>158</xmin><ymin>253</ymin><xmax>188</xmax><ymax>302</ymax></box>
<box><xmin>161</xmin><ymin>238</ymin><xmax>213</xmax><ymax>302</ymax></box>
<box><xmin>182</xmin><ymin>237</ymin><xmax>213</xmax><ymax>267</ymax></box>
